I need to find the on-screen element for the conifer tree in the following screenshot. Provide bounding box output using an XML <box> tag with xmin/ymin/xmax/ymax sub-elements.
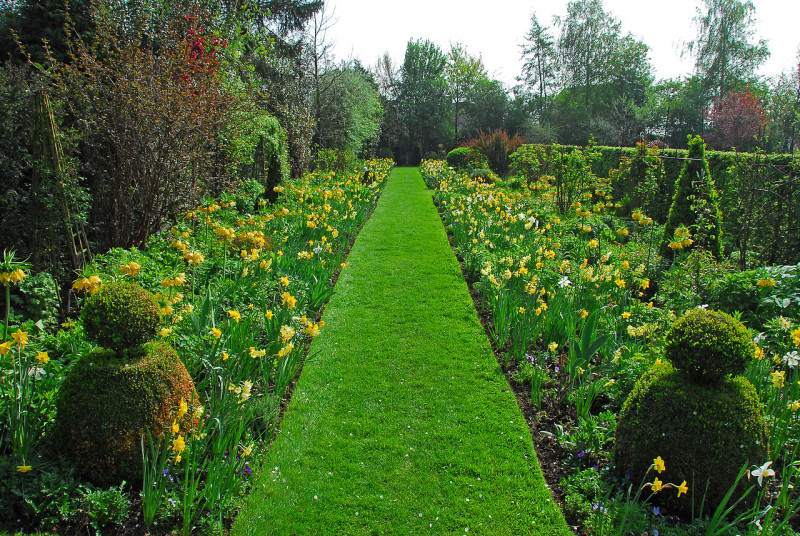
<box><xmin>659</xmin><ymin>135</ymin><xmax>723</xmax><ymax>260</ymax></box>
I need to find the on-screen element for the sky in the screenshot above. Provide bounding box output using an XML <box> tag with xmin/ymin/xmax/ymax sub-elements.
<box><xmin>323</xmin><ymin>0</ymin><xmax>800</xmax><ymax>89</ymax></box>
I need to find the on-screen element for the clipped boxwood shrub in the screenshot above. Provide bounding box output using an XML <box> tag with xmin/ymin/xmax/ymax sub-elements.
<box><xmin>468</xmin><ymin>168</ymin><xmax>496</xmax><ymax>183</ymax></box>
<box><xmin>81</xmin><ymin>281</ymin><xmax>160</xmax><ymax>353</ymax></box>
<box><xmin>665</xmin><ymin>308</ymin><xmax>754</xmax><ymax>383</ymax></box>
<box><xmin>446</xmin><ymin>147</ymin><xmax>489</xmax><ymax>171</ymax></box>
<box><xmin>616</xmin><ymin>361</ymin><xmax>768</xmax><ymax>513</ymax></box>
<box><xmin>54</xmin><ymin>341</ymin><xmax>198</xmax><ymax>485</ymax></box>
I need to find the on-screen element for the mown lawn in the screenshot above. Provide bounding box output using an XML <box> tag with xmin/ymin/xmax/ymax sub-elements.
<box><xmin>233</xmin><ymin>167</ymin><xmax>570</xmax><ymax>535</ymax></box>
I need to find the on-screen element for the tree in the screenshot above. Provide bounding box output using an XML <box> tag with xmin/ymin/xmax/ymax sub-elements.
<box><xmin>706</xmin><ymin>89</ymin><xmax>766</xmax><ymax>151</ymax></box>
<box><xmin>519</xmin><ymin>13</ymin><xmax>558</xmax><ymax>114</ymax></box>
<box><xmin>398</xmin><ymin>39</ymin><xmax>451</xmax><ymax>162</ymax></box>
<box><xmin>546</xmin><ymin>0</ymin><xmax>652</xmax><ymax>145</ymax></box>
<box><xmin>660</xmin><ymin>135</ymin><xmax>723</xmax><ymax>260</ymax></box>
<box><xmin>467</xmin><ymin>78</ymin><xmax>509</xmax><ymax>136</ymax></box>
<box><xmin>445</xmin><ymin>43</ymin><xmax>486</xmax><ymax>142</ymax></box>
<box><xmin>766</xmin><ymin>56</ymin><xmax>800</xmax><ymax>153</ymax></box>
<box><xmin>315</xmin><ymin>66</ymin><xmax>383</xmax><ymax>155</ymax></box>
<box><xmin>686</xmin><ymin>0</ymin><xmax>769</xmax><ymax>101</ymax></box>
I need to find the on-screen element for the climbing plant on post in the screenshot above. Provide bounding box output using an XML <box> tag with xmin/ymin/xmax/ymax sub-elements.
<box><xmin>659</xmin><ymin>135</ymin><xmax>723</xmax><ymax>261</ymax></box>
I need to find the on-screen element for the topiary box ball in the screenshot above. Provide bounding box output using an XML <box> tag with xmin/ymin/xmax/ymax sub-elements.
<box><xmin>54</xmin><ymin>341</ymin><xmax>199</xmax><ymax>485</ymax></box>
<box><xmin>616</xmin><ymin>361</ymin><xmax>768</xmax><ymax>514</ymax></box>
<box><xmin>664</xmin><ymin>308</ymin><xmax>755</xmax><ymax>383</ymax></box>
<box><xmin>81</xmin><ymin>281</ymin><xmax>160</xmax><ymax>353</ymax></box>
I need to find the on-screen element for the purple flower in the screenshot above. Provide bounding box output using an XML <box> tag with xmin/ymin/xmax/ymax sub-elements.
<box><xmin>653</xmin><ymin>506</ymin><xmax>660</xmax><ymax>516</ymax></box>
<box><xmin>578</xmin><ymin>451</ymin><xmax>585</xmax><ymax>458</ymax></box>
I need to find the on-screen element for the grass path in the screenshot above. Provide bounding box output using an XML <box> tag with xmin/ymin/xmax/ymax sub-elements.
<box><xmin>233</xmin><ymin>167</ymin><xmax>570</xmax><ymax>535</ymax></box>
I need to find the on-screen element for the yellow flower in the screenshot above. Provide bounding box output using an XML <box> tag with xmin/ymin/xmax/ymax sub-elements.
<box><xmin>280</xmin><ymin>276</ymin><xmax>290</xmax><ymax>287</ymax></box>
<box><xmin>677</xmin><ymin>480</ymin><xmax>688</xmax><ymax>497</ymax></box>
<box><xmin>305</xmin><ymin>323</ymin><xmax>320</xmax><ymax>337</ymax></box>
<box><xmin>11</xmin><ymin>329</ymin><xmax>28</xmax><ymax>350</ymax></box>
<box><xmin>771</xmin><ymin>370</ymin><xmax>786</xmax><ymax>389</ymax></box>
<box><xmin>171</xmin><ymin>420</ymin><xmax>180</xmax><ymax>435</ymax></box>
<box><xmin>228</xmin><ymin>310</ymin><xmax>241</xmax><ymax>323</ymax></box>
<box><xmin>192</xmin><ymin>405</ymin><xmax>204</xmax><ymax>419</ymax></box>
<box><xmin>788</xmin><ymin>400</ymin><xmax>800</xmax><ymax>412</ymax></box>
<box><xmin>579</xmin><ymin>309</ymin><xmax>589</xmax><ymax>319</ymax></box>
<box><xmin>792</xmin><ymin>328</ymin><xmax>800</xmax><ymax>347</ymax></box>
<box><xmin>185</xmin><ymin>251</ymin><xmax>204</xmax><ymax>265</ymax></box>
<box><xmin>177</xmin><ymin>397</ymin><xmax>188</xmax><ymax>421</ymax></box>
<box><xmin>35</xmin><ymin>351</ymin><xmax>49</xmax><ymax>365</ymax></box>
<box><xmin>615</xmin><ymin>278</ymin><xmax>626</xmax><ymax>288</ymax></box>
<box><xmin>265</xmin><ymin>310</ymin><xmax>274</xmax><ymax>321</ymax></box>
<box><xmin>653</xmin><ymin>456</ymin><xmax>666</xmax><ymax>473</ymax></box>
<box><xmin>651</xmin><ymin>477</ymin><xmax>664</xmax><ymax>493</ymax></box>
<box><xmin>0</xmin><ymin>341</ymin><xmax>11</xmax><ymax>356</ymax></box>
<box><xmin>241</xmin><ymin>443</ymin><xmax>254</xmax><ymax>457</ymax></box>
<box><xmin>211</xmin><ymin>327</ymin><xmax>222</xmax><ymax>339</ymax></box>
<box><xmin>249</xmin><ymin>347</ymin><xmax>266</xmax><ymax>358</ymax></box>
<box><xmin>622</xmin><ymin>312</ymin><xmax>631</xmax><ymax>319</ymax></box>
<box><xmin>280</xmin><ymin>325</ymin><xmax>296</xmax><ymax>343</ymax></box>
<box><xmin>172</xmin><ymin>435</ymin><xmax>186</xmax><ymax>454</ymax></box>
<box><xmin>640</xmin><ymin>279</ymin><xmax>650</xmax><ymax>290</ymax></box>
<box><xmin>281</xmin><ymin>292</ymin><xmax>297</xmax><ymax>310</ymax></box>
<box><xmin>548</xmin><ymin>342</ymin><xmax>559</xmax><ymax>353</ymax></box>
<box><xmin>222</xmin><ymin>352</ymin><xmax>229</xmax><ymax>361</ymax></box>
<box><xmin>16</xmin><ymin>465</ymin><xmax>32</xmax><ymax>473</ymax></box>
<box><xmin>755</xmin><ymin>346</ymin><xmax>764</xmax><ymax>360</ymax></box>
<box><xmin>757</xmin><ymin>278</ymin><xmax>777</xmax><ymax>288</ymax></box>
<box><xmin>588</xmin><ymin>239</ymin><xmax>599</xmax><ymax>248</ymax></box>
<box><xmin>9</xmin><ymin>269</ymin><xmax>26</xmax><ymax>284</ymax></box>
<box><xmin>159</xmin><ymin>327</ymin><xmax>172</xmax><ymax>338</ymax></box>
<box><xmin>119</xmin><ymin>262</ymin><xmax>141</xmax><ymax>277</ymax></box>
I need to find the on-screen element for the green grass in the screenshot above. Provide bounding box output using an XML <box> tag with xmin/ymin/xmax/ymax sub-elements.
<box><xmin>233</xmin><ymin>167</ymin><xmax>570</xmax><ymax>535</ymax></box>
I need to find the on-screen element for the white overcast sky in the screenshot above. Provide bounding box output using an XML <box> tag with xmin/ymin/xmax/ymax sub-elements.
<box><xmin>323</xmin><ymin>0</ymin><xmax>800</xmax><ymax>89</ymax></box>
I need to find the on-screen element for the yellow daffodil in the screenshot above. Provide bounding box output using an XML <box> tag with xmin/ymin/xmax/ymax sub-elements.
<box><xmin>35</xmin><ymin>351</ymin><xmax>49</xmax><ymax>364</ymax></box>
<box><xmin>228</xmin><ymin>310</ymin><xmax>241</xmax><ymax>323</ymax></box>
<box><xmin>280</xmin><ymin>325</ymin><xmax>296</xmax><ymax>343</ymax></box>
<box><xmin>242</xmin><ymin>443</ymin><xmax>254</xmax><ymax>457</ymax></box>
<box><xmin>177</xmin><ymin>397</ymin><xmax>188</xmax><ymax>421</ymax></box>
<box><xmin>677</xmin><ymin>480</ymin><xmax>688</xmax><ymax>497</ymax></box>
<box><xmin>653</xmin><ymin>456</ymin><xmax>666</xmax><ymax>473</ymax></box>
<box><xmin>651</xmin><ymin>477</ymin><xmax>664</xmax><ymax>493</ymax></box>
<box><xmin>172</xmin><ymin>435</ymin><xmax>186</xmax><ymax>454</ymax></box>
<box><xmin>771</xmin><ymin>370</ymin><xmax>786</xmax><ymax>389</ymax></box>
<box><xmin>0</xmin><ymin>341</ymin><xmax>11</xmax><ymax>356</ymax></box>
<box><xmin>211</xmin><ymin>327</ymin><xmax>222</xmax><ymax>339</ymax></box>
<box><xmin>548</xmin><ymin>342</ymin><xmax>559</xmax><ymax>353</ymax></box>
<box><xmin>622</xmin><ymin>312</ymin><xmax>631</xmax><ymax>319</ymax></box>
<box><xmin>11</xmin><ymin>329</ymin><xmax>28</xmax><ymax>350</ymax></box>
<box><xmin>16</xmin><ymin>465</ymin><xmax>32</xmax><ymax>473</ymax></box>
<box><xmin>159</xmin><ymin>327</ymin><xmax>172</xmax><ymax>338</ymax></box>
<box><xmin>171</xmin><ymin>420</ymin><xmax>180</xmax><ymax>435</ymax></box>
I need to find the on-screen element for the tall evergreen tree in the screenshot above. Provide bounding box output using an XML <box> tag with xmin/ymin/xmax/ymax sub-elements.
<box><xmin>660</xmin><ymin>135</ymin><xmax>723</xmax><ymax>260</ymax></box>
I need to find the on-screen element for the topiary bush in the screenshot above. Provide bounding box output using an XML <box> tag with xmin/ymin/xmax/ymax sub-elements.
<box><xmin>54</xmin><ymin>341</ymin><xmax>198</xmax><ymax>485</ymax></box>
<box><xmin>81</xmin><ymin>281</ymin><xmax>160</xmax><ymax>354</ymax></box>
<box><xmin>445</xmin><ymin>147</ymin><xmax>489</xmax><ymax>172</ymax></box>
<box><xmin>616</xmin><ymin>361</ymin><xmax>768</xmax><ymax>514</ymax></box>
<box><xmin>664</xmin><ymin>308</ymin><xmax>755</xmax><ymax>383</ymax></box>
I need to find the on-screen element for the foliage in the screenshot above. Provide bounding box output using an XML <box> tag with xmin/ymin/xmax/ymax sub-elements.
<box><xmin>54</xmin><ymin>341</ymin><xmax>199</xmax><ymax>485</ymax></box>
<box><xmin>315</xmin><ymin>66</ymin><xmax>383</xmax><ymax>155</ymax></box>
<box><xmin>43</xmin><ymin>3</ymin><xmax>244</xmax><ymax>249</ymax></box>
<box><xmin>659</xmin><ymin>135</ymin><xmax>723</xmax><ymax>260</ymax></box>
<box><xmin>707</xmin><ymin>89</ymin><xmax>767</xmax><ymax>151</ymax></box>
<box><xmin>686</xmin><ymin>0</ymin><xmax>770</xmax><ymax>101</ymax></box>
<box><xmin>80</xmin><ymin>282</ymin><xmax>160</xmax><ymax>354</ymax></box>
<box><xmin>445</xmin><ymin>147</ymin><xmax>489</xmax><ymax>171</ymax></box>
<box><xmin>615</xmin><ymin>361</ymin><xmax>768</xmax><ymax>514</ymax></box>
<box><xmin>466</xmin><ymin>129</ymin><xmax>525</xmax><ymax>176</ymax></box>
<box><xmin>664</xmin><ymin>308</ymin><xmax>755</xmax><ymax>383</ymax></box>
<box><xmin>398</xmin><ymin>39</ymin><xmax>452</xmax><ymax>163</ymax></box>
